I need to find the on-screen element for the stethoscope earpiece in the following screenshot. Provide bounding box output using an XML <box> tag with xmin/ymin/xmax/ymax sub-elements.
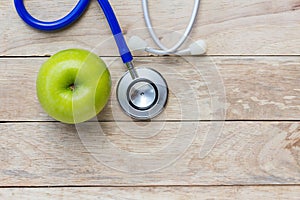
<box><xmin>128</xmin><ymin>36</ymin><xmax>207</xmax><ymax>55</ymax></box>
<box><xmin>188</xmin><ymin>39</ymin><xmax>207</xmax><ymax>55</ymax></box>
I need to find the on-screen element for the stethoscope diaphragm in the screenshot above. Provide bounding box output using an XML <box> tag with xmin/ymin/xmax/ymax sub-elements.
<box><xmin>117</xmin><ymin>68</ymin><xmax>168</xmax><ymax>120</ymax></box>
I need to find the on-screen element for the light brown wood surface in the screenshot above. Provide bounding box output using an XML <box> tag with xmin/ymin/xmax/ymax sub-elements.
<box><xmin>0</xmin><ymin>0</ymin><xmax>299</xmax><ymax>199</ymax></box>
<box><xmin>0</xmin><ymin>57</ymin><xmax>299</xmax><ymax>121</ymax></box>
<box><xmin>1</xmin><ymin>0</ymin><xmax>300</xmax><ymax>56</ymax></box>
<box><xmin>0</xmin><ymin>122</ymin><xmax>299</xmax><ymax>186</ymax></box>
<box><xmin>0</xmin><ymin>186</ymin><xmax>300</xmax><ymax>200</ymax></box>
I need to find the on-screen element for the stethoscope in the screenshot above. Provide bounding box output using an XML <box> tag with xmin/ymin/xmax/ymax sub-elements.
<box><xmin>14</xmin><ymin>0</ymin><xmax>206</xmax><ymax>120</ymax></box>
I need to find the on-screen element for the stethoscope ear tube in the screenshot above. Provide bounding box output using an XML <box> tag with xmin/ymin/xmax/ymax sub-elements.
<box><xmin>14</xmin><ymin>0</ymin><xmax>90</xmax><ymax>31</ymax></box>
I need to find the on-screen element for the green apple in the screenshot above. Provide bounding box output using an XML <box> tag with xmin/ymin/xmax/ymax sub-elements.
<box><xmin>36</xmin><ymin>49</ymin><xmax>111</xmax><ymax>124</ymax></box>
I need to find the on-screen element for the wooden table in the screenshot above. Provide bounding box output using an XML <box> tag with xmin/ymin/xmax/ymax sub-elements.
<box><xmin>1</xmin><ymin>0</ymin><xmax>299</xmax><ymax>199</ymax></box>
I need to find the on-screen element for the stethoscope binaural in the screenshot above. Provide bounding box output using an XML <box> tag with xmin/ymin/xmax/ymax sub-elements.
<box><xmin>14</xmin><ymin>0</ymin><xmax>206</xmax><ymax>120</ymax></box>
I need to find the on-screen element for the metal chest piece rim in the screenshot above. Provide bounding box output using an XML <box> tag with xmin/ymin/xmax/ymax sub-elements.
<box><xmin>117</xmin><ymin>68</ymin><xmax>168</xmax><ymax>120</ymax></box>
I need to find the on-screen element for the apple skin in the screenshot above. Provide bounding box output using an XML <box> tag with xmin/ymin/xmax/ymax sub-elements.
<box><xmin>36</xmin><ymin>49</ymin><xmax>111</xmax><ymax>124</ymax></box>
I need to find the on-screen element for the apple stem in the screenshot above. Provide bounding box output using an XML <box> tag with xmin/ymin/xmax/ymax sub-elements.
<box><xmin>69</xmin><ymin>84</ymin><xmax>75</xmax><ymax>91</ymax></box>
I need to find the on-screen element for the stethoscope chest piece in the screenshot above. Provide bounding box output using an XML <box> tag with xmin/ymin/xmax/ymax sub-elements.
<box><xmin>117</xmin><ymin>68</ymin><xmax>168</xmax><ymax>120</ymax></box>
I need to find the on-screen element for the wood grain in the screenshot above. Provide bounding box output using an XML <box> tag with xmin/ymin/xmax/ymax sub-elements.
<box><xmin>0</xmin><ymin>122</ymin><xmax>299</xmax><ymax>186</ymax></box>
<box><xmin>1</xmin><ymin>0</ymin><xmax>300</xmax><ymax>196</ymax></box>
<box><xmin>0</xmin><ymin>186</ymin><xmax>300</xmax><ymax>200</ymax></box>
<box><xmin>0</xmin><ymin>57</ymin><xmax>299</xmax><ymax>121</ymax></box>
<box><xmin>1</xmin><ymin>0</ymin><xmax>300</xmax><ymax>56</ymax></box>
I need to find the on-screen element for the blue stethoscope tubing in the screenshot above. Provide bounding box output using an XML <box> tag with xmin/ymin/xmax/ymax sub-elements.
<box><xmin>14</xmin><ymin>0</ymin><xmax>133</xmax><ymax>63</ymax></box>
